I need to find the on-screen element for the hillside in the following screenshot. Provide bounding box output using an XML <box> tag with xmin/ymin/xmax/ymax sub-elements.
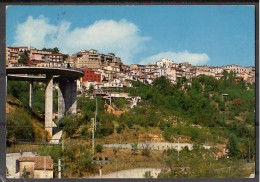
<box><xmin>6</xmin><ymin>74</ymin><xmax>255</xmax><ymax>178</ymax></box>
<box><xmin>6</xmin><ymin>94</ymin><xmax>49</xmax><ymax>149</ymax></box>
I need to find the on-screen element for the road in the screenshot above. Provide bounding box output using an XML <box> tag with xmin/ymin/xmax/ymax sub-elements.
<box><xmin>88</xmin><ymin>168</ymin><xmax>162</xmax><ymax>178</ymax></box>
<box><xmin>103</xmin><ymin>142</ymin><xmax>211</xmax><ymax>151</ymax></box>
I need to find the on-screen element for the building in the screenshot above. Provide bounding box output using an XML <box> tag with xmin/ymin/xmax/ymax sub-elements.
<box><xmin>6</xmin><ymin>46</ymin><xmax>29</xmax><ymax>66</ymax></box>
<box><xmin>6</xmin><ymin>152</ymin><xmax>36</xmax><ymax>178</ymax></box>
<box><xmin>74</xmin><ymin>50</ymin><xmax>123</xmax><ymax>69</ymax></box>
<box><xmin>81</xmin><ymin>68</ymin><xmax>102</xmax><ymax>84</ymax></box>
<box><xmin>156</xmin><ymin>58</ymin><xmax>175</xmax><ymax>68</ymax></box>
<box><xmin>222</xmin><ymin>64</ymin><xmax>247</xmax><ymax>74</ymax></box>
<box><xmin>19</xmin><ymin>156</ymin><xmax>53</xmax><ymax>179</ymax></box>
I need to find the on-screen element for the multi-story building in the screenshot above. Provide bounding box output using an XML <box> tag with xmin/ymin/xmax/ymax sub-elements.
<box><xmin>222</xmin><ymin>64</ymin><xmax>247</xmax><ymax>74</ymax></box>
<box><xmin>6</xmin><ymin>46</ymin><xmax>29</xmax><ymax>66</ymax></box>
<box><xmin>74</xmin><ymin>50</ymin><xmax>123</xmax><ymax>69</ymax></box>
<box><xmin>156</xmin><ymin>58</ymin><xmax>175</xmax><ymax>68</ymax></box>
<box><xmin>81</xmin><ymin>68</ymin><xmax>102</xmax><ymax>84</ymax></box>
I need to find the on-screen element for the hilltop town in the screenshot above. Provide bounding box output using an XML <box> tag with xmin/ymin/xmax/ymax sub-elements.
<box><xmin>6</xmin><ymin>46</ymin><xmax>255</xmax><ymax>92</ymax></box>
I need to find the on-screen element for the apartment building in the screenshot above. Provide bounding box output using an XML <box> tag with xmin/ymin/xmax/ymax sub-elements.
<box><xmin>6</xmin><ymin>46</ymin><xmax>29</xmax><ymax>66</ymax></box>
<box><xmin>81</xmin><ymin>68</ymin><xmax>102</xmax><ymax>83</ymax></box>
<box><xmin>74</xmin><ymin>50</ymin><xmax>123</xmax><ymax>69</ymax></box>
<box><xmin>222</xmin><ymin>64</ymin><xmax>247</xmax><ymax>74</ymax></box>
<box><xmin>156</xmin><ymin>58</ymin><xmax>175</xmax><ymax>68</ymax></box>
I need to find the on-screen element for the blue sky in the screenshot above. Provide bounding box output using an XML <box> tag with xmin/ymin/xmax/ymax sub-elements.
<box><xmin>6</xmin><ymin>5</ymin><xmax>255</xmax><ymax>66</ymax></box>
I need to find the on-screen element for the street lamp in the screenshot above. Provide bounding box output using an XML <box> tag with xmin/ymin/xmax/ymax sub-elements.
<box><xmin>92</xmin><ymin>156</ymin><xmax>110</xmax><ymax>178</ymax></box>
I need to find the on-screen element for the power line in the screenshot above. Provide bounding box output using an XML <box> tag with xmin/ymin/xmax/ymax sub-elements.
<box><xmin>5</xmin><ymin>125</ymin><xmax>252</xmax><ymax>129</ymax></box>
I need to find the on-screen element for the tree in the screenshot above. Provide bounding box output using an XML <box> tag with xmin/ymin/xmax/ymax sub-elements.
<box><xmin>53</xmin><ymin>47</ymin><xmax>59</xmax><ymax>54</ymax></box>
<box><xmin>63</xmin><ymin>54</ymin><xmax>68</xmax><ymax>61</ymax></box>
<box><xmin>153</xmin><ymin>76</ymin><xmax>172</xmax><ymax>95</ymax></box>
<box><xmin>22</xmin><ymin>166</ymin><xmax>29</xmax><ymax>178</ymax></box>
<box><xmin>95</xmin><ymin>144</ymin><xmax>103</xmax><ymax>153</ymax></box>
<box><xmin>223</xmin><ymin>70</ymin><xmax>228</xmax><ymax>80</ymax></box>
<box><xmin>18</xmin><ymin>50</ymin><xmax>29</xmax><ymax>64</ymax></box>
<box><xmin>89</xmin><ymin>84</ymin><xmax>94</xmax><ymax>93</ymax></box>
<box><xmin>227</xmin><ymin>134</ymin><xmax>239</xmax><ymax>157</ymax></box>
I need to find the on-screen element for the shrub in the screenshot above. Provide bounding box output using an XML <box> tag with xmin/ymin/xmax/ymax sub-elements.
<box><xmin>113</xmin><ymin>147</ymin><xmax>119</xmax><ymax>157</ymax></box>
<box><xmin>131</xmin><ymin>143</ymin><xmax>138</xmax><ymax>155</ymax></box>
<box><xmin>141</xmin><ymin>144</ymin><xmax>151</xmax><ymax>157</ymax></box>
<box><xmin>218</xmin><ymin>101</ymin><xmax>225</xmax><ymax>111</ymax></box>
<box><xmin>95</xmin><ymin>144</ymin><xmax>103</xmax><ymax>153</ymax></box>
<box><xmin>143</xmin><ymin>171</ymin><xmax>153</xmax><ymax>178</ymax></box>
<box><xmin>63</xmin><ymin>148</ymin><xmax>75</xmax><ymax>162</ymax></box>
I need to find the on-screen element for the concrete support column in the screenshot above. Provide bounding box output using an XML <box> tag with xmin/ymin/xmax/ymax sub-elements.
<box><xmin>64</xmin><ymin>80</ymin><xmax>77</xmax><ymax>114</ymax></box>
<box><xmin>65</xmin><ymin>81</ymin><xmax>72</xmax><ymax>113</ymax></box>
<box><xmin>6</xmin><ymin>76</ymin><xmax>8</xmax><ymax>98</ymax></box>
<box><xmin>70</xmin><ymin>80</ymin><xmax>77</xmax><ymax>114</ymax></box>
<box><xmin>57</xmin><ymin>80</ymin><xmax>77</xmax><ymax>122</ymax></box>
<box><xmin>29</xmin><ymin>81</ymin><xmax>33</xmax><ymax>108</ymax></box>
<box><xmin>58</xmin><ymin>81</ymin><xmax>66</xmax><ymax>121</ymax></box>
<box><xmin>45</xmin><ymin>74</ymin><xmax>53</xmax><ymax>136</ymax></box>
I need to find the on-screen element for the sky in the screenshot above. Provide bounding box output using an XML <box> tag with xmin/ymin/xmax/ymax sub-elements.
<box><xmin>6</xmin><ymin>5</ymin><xmax>255</xmax><ymax>67</ymax></box>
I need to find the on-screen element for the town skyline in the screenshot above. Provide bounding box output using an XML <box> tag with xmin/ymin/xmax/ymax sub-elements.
<box><xmin>6</xmin><ymin>5</ymin><xmax>255</xmax><ymax>67</ymax></box>
<box><xmin>5</xmin><ymin>45</ymin><xmax>255</xmax><ymax>68</ymax></box>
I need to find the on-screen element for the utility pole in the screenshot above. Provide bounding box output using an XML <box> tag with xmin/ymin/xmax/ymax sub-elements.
<box><xmin>99</xmin><ymin>165</ymin><xmax>103</xmax><ymax>179</ymax></box>
<box><xmin>58</xmin><ymin>159</ymin><xmax>61</xmax><ymax>179</ymax></box>
<box><xmin>178</xmin><ymin>136</ymin><xmax>179</xmax><ymax>161</ymax></box>
<box><xmin>62</xmin><ymin>132</ymin><xmax>64</xmax><ymax>152</ymax></box>
<box><xmin>95</xmin><ymin>97</ymin><xmax>98</xmax><ymax>131</ymax></box>
<box><xmin>92</xmin><ymin>118</ymin><xmax>95</xmax><ymax>155</ymax></box>
<box><xmin>44</xmin><ymin>156</ymin><xmax>46</xmax><ymax>178</ymax></box>
<box><xmin>92</xmin><ymin>156</ymin><xmax>109</xmax><ymax>179</ymax></box>
<box><xmin>116</xmin><ymin>158</ymin><xmax>118</xmax><ymax>178</ymax></box>
<box><xmin>54</xmin><ymin>158</ymin><xmax>64</xmax><ymax>179</ymax></box>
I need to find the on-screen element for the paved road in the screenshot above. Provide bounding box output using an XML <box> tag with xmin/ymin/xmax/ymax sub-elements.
<box><xmin>103</xmin><ymin>142</ymin><xmax>211</xmax><ymax>151</ymax></box>
<box><xmin>88</xmin><ymin>168</ymin><xmax>162</xmax><ymax>178</ymax></box>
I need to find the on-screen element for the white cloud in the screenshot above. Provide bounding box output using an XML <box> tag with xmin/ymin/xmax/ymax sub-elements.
<box><xmin>13</xmin><ymin>15</ymin><xmax>150</xmax><ymax>64</ymax></box>
<box><xmin>140</xmin><ymin>50</ymin><xmax>210</xmax><ymax>65</ymax></box>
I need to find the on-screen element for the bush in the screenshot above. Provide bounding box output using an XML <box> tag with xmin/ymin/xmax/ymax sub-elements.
<box><xmin>141</xmin><ymin>144</ymin><xmax>151</xmax><ymax>157</ymax></box>
<box><xmin>131</xmin><ymin>143</ymin><xmax>138</xmax><ymax>155</ymax></box>
<box><xmin>38</xmin><ymin>145</ymin><xmax>62</xmax><ymax>163</ymax></box>
<box><xmin>95</xmin><ymin>144</ymin><xmax>103</xmax><ymax>153</ymax></box>
<box><xmin>218</xmin><ymin>101</ymin><xmax>225</xmax><ymax>111</ymax></box>
<box><xmin>143</xmin><ymin>171</ymin><xmax>153</xmax><ymax>178</ymax></box>
<box><xmin>77</xmin><ymin>150</ymin><xmax>97</xmax><ymax>173</ymax></box>
<box><xmin>113</xmin><ymin>147</ymin><xmax>119</xmax><ymax>157</ymax></box>
<box><xmin>63</xmin><ymin>148</ymin><xmax>75</xmax><ymax>162</ymax></box>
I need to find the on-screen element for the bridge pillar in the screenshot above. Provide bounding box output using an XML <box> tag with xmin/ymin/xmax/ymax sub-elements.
<box><xmin>58</xmin><ymin>81</ymin><xmax>66</xmax><ymax>121</ymax></box>
<box><xmin>45</xmin><ymin>74</ymin><xmax>53</xmax><ymax>136</ymax></box>
<box><xmin>29</xmin><ymin>81</ymin><xmax>33</xmax><ymax>108</ymax></box>
<box><xmin>69</xmin><ymin>80</ymin><xmax>77</xmax><ymax>115</ymax></box>
<box><xmin>58</xmin><ymin>80</ymin><xmax>77</xmax><ymax>121</ymax></box>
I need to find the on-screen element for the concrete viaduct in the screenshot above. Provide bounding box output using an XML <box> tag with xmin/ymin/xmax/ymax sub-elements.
<box><xmin>6</xmin><ymin>67</ymin><xmax>84</xmax><ymax>136</ymax></box>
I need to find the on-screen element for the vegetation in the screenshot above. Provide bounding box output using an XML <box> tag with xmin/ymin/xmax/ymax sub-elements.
<box><xmin>158</xmin><ymin>145</ymin><xmax>254</xmax><ymax>178</ymax></box>
<box><xmin>22</xmin><ymin>166</ymin><xmax>29</xmax><ymax>178</ymax></box>
<box><xmin>6</xmin><ymin>71</ymin><xmax>255</xmax><ymax>178</ymax></box>
<box><xmin>7</xmin><ymin>81</ymin><xmax>58</xmax><ymax>113</ymax></box>
<box><xmin>18</xmin><ymin>50</ymin><xmax>29</xmax><ymax>64</ymax></box>
<box><xmin>143</xmin><ymin>171</ymin><xmax>153</xmax><ymax>178</ymax></box>
<box><xmin>95</xmin><ymin>144</ymin><xmax>103</xmax><ymax>153</ymax></box>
